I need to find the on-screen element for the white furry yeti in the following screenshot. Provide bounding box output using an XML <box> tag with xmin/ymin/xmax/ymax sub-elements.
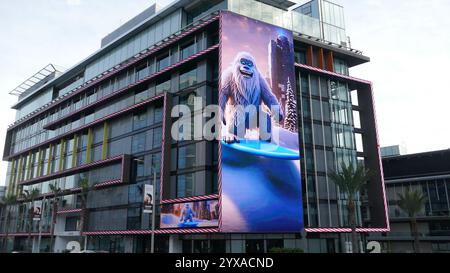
<box><xmin>220</xmin><ymin>52</ymin><xmax>283</xmax><ymax>143</ymax></box>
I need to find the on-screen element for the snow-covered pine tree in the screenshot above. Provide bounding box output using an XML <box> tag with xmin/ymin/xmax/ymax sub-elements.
<box><xmin>284</xmin><ymin>77</ymin><xmax>298</xmax><ymax>132</ymax></box>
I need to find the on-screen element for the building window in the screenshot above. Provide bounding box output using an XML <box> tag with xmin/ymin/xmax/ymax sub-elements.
<box><xmin>115</xmin><ymin>73</ymin><xmax>128</xmax><ymax>91</ymax></box>
<box><xmin>295</xmin><ymin>50</ymin><xmax>307</xmax><ymax>64</ymax></box>
<box><xmin>334</xmin><ymin>58</ymin><xmax>349</xmax><ymax>75</ymax></box>
<box><xmin>178</xmin><ymin>144</ymin><xmax>196</xmax><ymax>169</ymax></box>
<box><xmin>86</xmin><ymin>90</ymin><xmax>97</xmax><ymax>105</ymax></box>
<box><xmin>155</xmin><ymin>79</ymin><xmax>171</xmax><ymax>94</ymax></box>
<box><xmin>300</xmin><ymin>74</ymin><xmax>310</xmax><ymax>94</ymax></box>
<box><xmin>330</xmin><ymin>81</ymin><xmax>349</xmax><ymax>102</ymax></box>
<box><xmin>65</xmin><ymin>216</ymin><xmax>80</xmax><ymax>232</ymax></box>
<box><xmin>193</xmin><ymin>240</ymin><xmax>209</xmax><ymax>253</ymax></box>
<box><xmin>181</xmin><ymin>41</ymin><xmax>196</xmax><ymax>60</ymax></box>
<box><xmin>152</xmin><ymin>153</ymin><xmax>161</xmax><ymax>174</ymax></box>
<box><xmin>135</xmin><ymin>88</ymin><xmax>149</xmax><ymax>104</ymax></box>
<box><xmin>128</xmin><ymin>184</ymin><xmax>142</xmax><ymax>204</ymax></box>
<box><xmin>154</xmin><ymin>106</ymin><xmax>163</xmax><ymax>124</ymax></box>
<box><xmin>176</xmin><ymin>173</ymin><xmax>195</xmax><ymax>198</ymax></box>
<box><xmin>133</xmin><ymin>156</ymin><xmax>145</xmax><ymax>180</ymax></box>
<box><xmin>157</xmin><ymin>53</ymin><xmax>170</xmax><ymax>71</ymax></box>
<box><xmin>131</xmin><ymin>133</ymin><xmax>146</xmax><ymax>154</ymax></box>
<box><xmin>127</xmin><ymin>208</ymin><xmax>141</xmax><ymax>230</ymax></box>
<box><xmin>133</xmin><ymin>111</ymin><xmax>147</xmax><ymax>130</ymax></box>
<box><xmin>152</xmin><ymin>127</ymin><xmax>163</xmax><ymax>149</ymax></box>
<box><xmin>245</xmin><ymin>240</ymin><xmax>265</xmax><ymax>253</ymax></box>
<box><xmin>136</xmin><ymin>64</ymin><xmax>149</xmax><ymax>82</ymax></box>
<box><xmin>179</xmin><ymin>68</ymin><xmax>198</xmax><ymax>90</ymax></box>
<box><xmin>84</xmin><ymin>112</ymin><xmax>95</xmax><ymax>125</ymax></box>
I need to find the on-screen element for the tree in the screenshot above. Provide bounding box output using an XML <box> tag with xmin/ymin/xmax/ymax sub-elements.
<box><xmin>1</xmin><ymin>194</ymin><xmax>17</xmax><ymax>252</ymax></box>
<box><xmin>397</xmin><ymin>190</ymin><xmax>427</xmax><ymax>253</ymax></box>
<box><xmin>49</xmin><ymin>183</ymin><xmax>63</xmax><ymax>253</ymax></box>
<box><xmin>284</xmin><ymin>77</ymin><xmax>297</xmax><ymax>133</ymax></box>
<box><xmin>79</xmin><ymin>178</ymin><xmax>93</xmax><ymax>251</ymax></box>
<box><xmin>328</xmin><ymin>163</ymin><xmax>371</xmax><ymax>253</ymax></box>
<box><xmin>21</xmin><ymin>189</ymin><xmax>40</xmax><ymax>252</ymax></box>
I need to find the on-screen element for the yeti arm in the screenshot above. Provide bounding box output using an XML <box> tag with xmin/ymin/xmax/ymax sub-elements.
<box><xmin>219</xmin><ymin>74</ymin><xmax>232</xmax><ymax>125</ymax></box>
<box><xmin>260</xmin><ymin>77</ymin><xmax>284</xmax><ymax>121</ymax></box>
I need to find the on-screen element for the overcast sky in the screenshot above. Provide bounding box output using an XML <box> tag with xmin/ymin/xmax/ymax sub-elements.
<box><xmin>0</xmin><ymin>0</ymin><xmax>449</xmax><ymax>186</ymax></box>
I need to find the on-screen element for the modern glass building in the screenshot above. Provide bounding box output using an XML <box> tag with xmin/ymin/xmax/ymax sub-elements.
<box><xmin>0</xmin><ymin>0</ymin><xmax>388</xmax><ymax>253</ymax></box>
<box><xmin>369</xmin><ymin>148</ymin><xmax>450</xmax><ymax>253</ymax></box>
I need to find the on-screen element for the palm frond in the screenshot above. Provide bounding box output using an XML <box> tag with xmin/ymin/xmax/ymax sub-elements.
<box><xmin>397</xmin><ymin>190</ymin><xmax>426</xmax><ymax>218</ymax></box>
<box><xmin>328</xmin><ymin>162</ymin><xmax>371</xmax><ymax>199</ymax></box>
<box><xmin>4</xmin><ymin>194</ymin><xmax>17</xmax><ymax>205</ymax></box>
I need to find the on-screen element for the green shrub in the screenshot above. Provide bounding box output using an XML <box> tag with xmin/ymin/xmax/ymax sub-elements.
<box><xmin>268</xmin><ymin>248</ymin><xmax>304</xmax><ymax>253</ymax></box>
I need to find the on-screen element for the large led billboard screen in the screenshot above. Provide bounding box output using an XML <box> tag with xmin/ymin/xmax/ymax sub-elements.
<box><xmin>160</xmin><ymin>200</ymin><xmax>219</xmax><ymax>229</ymax></box>
<box><xmin>219</xmin><ymin>12</ymin><xmax>304</xmax><ymax>233</ymax></box>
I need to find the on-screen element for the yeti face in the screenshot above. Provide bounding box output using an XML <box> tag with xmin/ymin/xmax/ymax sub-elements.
<box><xmin>239</xmin><ymin>58</ymin><xmax>255</xmax><ymax>79</ymax></box>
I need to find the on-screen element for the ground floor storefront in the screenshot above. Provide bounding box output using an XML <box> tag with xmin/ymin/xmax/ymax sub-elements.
<box><xmin>2</xmin><ymin>233</ymin><xmax>365</xmax><ymax>253</ymax></box>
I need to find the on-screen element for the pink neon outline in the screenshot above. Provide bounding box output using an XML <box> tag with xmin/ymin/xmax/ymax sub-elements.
<box><xmin>160</xmin><ymin>194</ymin><xmax>219</xmax><ymax>205</ymax></box>
<box><xmin>43</xmin><ymin>45</ymin><xmax>219</xmax><ymax>130</ymax></box>
<box><xmin>82</xmin><ymin>228</ymin><xmax>219</xmax><ymax>236</ymax></box>
<box><xmin>295</xmin><ymin>63</ymin><xmax>390</xmax><ymax>232</ymax></box>
<box><xmin>7</xmin><ymin>15</ymin><xmax>220</xmax><ymax>132</ymax></box>
<box><xmin>6</xmin><ymin>95</ymin><xmax>165</xmax><ymax>161</ymax></box>
<box><xmin>18</xmin><ymin>155</ymin><xmax>124</xmax><ymax>186</ymax></box>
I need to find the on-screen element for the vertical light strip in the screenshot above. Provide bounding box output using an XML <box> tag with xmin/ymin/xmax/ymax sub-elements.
<box><xmin>101</xmin><ymin>122</ymin><xmax>109</xmax><ymax>160</ymax></box>
<box><xmin>47</xmin><ymin>144</ymin><xmax>53</xmax><ymax>176</ymax></box>
<box><xmin>7</xmin><ymin>160</ymin><xmax>16</xmax><ymax>196</ymax></box>
<box><xmin>17</xmin><ymin>156</ymin><xmax>23</xmax><ymax>184</ymax></box>
<box><xmin>37</xmin><ymin>148</ymin><xmax>43</xmax><ymax>179</ymax></box>
<box><xmin>15</xmin><ymin>157</ymin><xmax>23</xmax><ymax>196</ymax></box>
<box><xmin>72</xmin><ymin>134</ymin><xmax>78</xmax><ymax>168</ymax></box>
<box><xmin>26</xmin><ymin>152</ymin><xmax>33</xmax><ymax>181</ymax></box>
<box><xmin>86</xmin><ymin>128</ymin><xmax>93</xmax><ymax>164</ymax></box>
<box><xmin>58</xmin><ymin>139</ymin><xmax>65</xmax><ymax>172</ymax></box>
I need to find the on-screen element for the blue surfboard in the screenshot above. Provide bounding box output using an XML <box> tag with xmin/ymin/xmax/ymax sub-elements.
<box><xmin>221</xmin><ymin>140</ymin><xmax>300</xmax><ymax>160</ymax></box>
<box><xmin>178</xmin><ymin>221</ymin><xmax>199</xmax><ymax>228</ymax></box>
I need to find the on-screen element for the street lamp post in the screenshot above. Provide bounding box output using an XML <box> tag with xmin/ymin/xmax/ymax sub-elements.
<box><xmin>150</xmin><ymin>168</ymin><xmax>157</xmax><ymax>253</ymax></box>
<box><xmin>36</xmin><ymin>197</ymin><xmax>46</xmax><ymax>253</ymax></box>
<box><xmin>135</xmin><ymin>158</ymin><xmax>158</xmax><ymax>254</ymax></box>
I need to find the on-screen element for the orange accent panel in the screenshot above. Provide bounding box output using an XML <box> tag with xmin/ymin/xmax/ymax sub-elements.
<box><xmin>326</xmin><ymin>51</ymin><xmax>334</xmax><ymax>72</ymax></box>
<box><xmin>318</xmin><ymin>48</ymin><xmax>325</xmax><ymax>69</ymax></box>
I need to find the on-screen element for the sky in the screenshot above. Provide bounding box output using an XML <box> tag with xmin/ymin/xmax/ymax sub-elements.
<box><xmin>0</xmin><ymin>0</ymin><xmax>449</xmax><ymax>186</ymax></box>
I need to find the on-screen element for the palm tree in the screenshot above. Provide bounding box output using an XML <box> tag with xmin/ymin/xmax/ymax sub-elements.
<box><xmin>328</xmin><ymin>163</ymin><xmax>371</xmax><ymax>253</ymax></box>
<box><xmin>21</xmin><ymin>189</ymin><xmax>40</xmax><ymax>252</ymax></box>
<box><xmin>1</xmin><ymin>194</ymin><xmax>17</xmax><ymax>252</ymax></box>
<box><xmin>49</xmin><ymin>183</ymin><xmax>63</xmax><ymax>253</ymax></box>
<box><xmin>397</xmin><ymin>190</ymin><xmax>427</xmax><ymax>253</ymax></box>
<box><xmin>79</xmin><ymin>178</ymin><xmax>93</xmax><ymax>251</ymax></box>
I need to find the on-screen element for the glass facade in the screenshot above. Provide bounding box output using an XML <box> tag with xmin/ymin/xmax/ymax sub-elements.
<box><xmin>387</xmin><ymin>179</ymin><xmax>450</xmax><ymax>219</ymax></box>
<box><xmin>7</xmin><ymin>31</ymin><xmax>209</xmax><ymax>158</ymax></box>
<box><xmin>228</xmin><ymin>0</ymin><xmax>321</xmax><ymax>39</ymax></box>
<box><xmin>0</xmin><ymin>1</ymin><xmax>381</xmax><ymax>254</ymax></box>
<box><xmin>298</xmin><ymin>71</ymin><xmax>360</xmax><ymax>228</ymax></box>
<box><xmin>84</xmin><ymin>10</ymin><xmax>183</xmax><ymax>81</ymax></box>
